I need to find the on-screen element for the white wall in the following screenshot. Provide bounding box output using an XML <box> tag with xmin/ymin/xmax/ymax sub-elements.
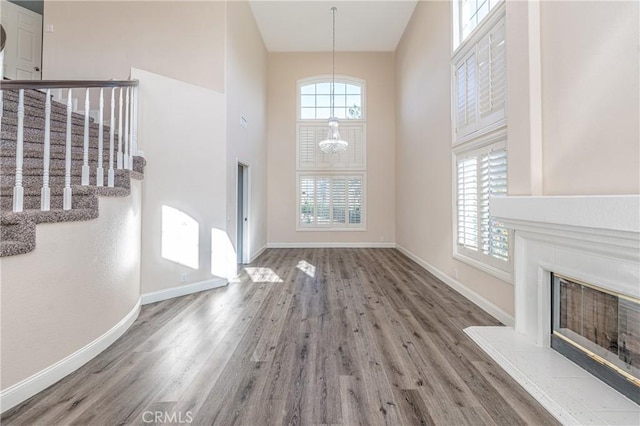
<box><xmin>134</xmin><ymin>68</ymin><xmax>229</xmax><ymax>293</ymax></box>
<box><xmin>395</xmin><ymin>0</ymin><xmax>640</xmax><ymax>320</ymax></box>
<box><xmin>42</xmin><ymin>1</ymin><xmax>226</xmax><ymax>92</ymax></box>
<box><xmin>1</xmin><ymin>180</ymin><xmax>142</xmax><ymax>390</ymax></box>
<box><xmin>539</xmin><ymin>0</ymin><xmax>639</xmax><ymax>195</ymax></box>
<box><xmin>267</xmin><ymin>52</ymin><xmax>396</xmax><ymax>246</ymax></box>
<box><xmin>225</xmin><ymin>1</ymin><xmax>269</xmax><ymax>262</ymax></box>
<box><xmin>395</xmin><ymin>1</ymin><xmax>516</xmax><ymax>318</ymax></box>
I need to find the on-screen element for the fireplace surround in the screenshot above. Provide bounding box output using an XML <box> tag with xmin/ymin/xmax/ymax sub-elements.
<box><xmin>466</xmin><ymin>195</ymin><xmax>640</xmax><ymax>424</ymax></box>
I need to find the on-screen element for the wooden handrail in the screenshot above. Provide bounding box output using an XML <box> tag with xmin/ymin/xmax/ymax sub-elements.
<box><xmin>0</xmin><ymin>79</ymin><xmax>138</xmax><ymax>90</ymax></box>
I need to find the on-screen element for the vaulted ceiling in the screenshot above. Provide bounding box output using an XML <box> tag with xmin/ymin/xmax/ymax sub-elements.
<box><xmin>248</xmin><ymin>1</ymin><xmax>419</xmax><ymax>52</ymax></box>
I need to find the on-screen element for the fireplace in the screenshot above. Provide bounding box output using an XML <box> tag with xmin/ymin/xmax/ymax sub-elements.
<box><xmin>551</xmin><ymin>273</ymin><xmax>640</xmax><ymax>404</ymax></box>
<box><xmin>466</xmin><ymin>195</ymin><xmax>640</xmax><ymax>423</ymax></box>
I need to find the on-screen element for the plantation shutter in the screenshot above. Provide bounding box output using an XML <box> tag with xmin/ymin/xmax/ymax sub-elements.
<box><xmin>297</xmin><ymin>124</ymin><xmax>365</xmax><ymax>170</ymax></box>
<box><xmin>347</xmin><ymin>177</ymin><xmax>363</xmax><ymax>225</ymax></box>
<box><xmin>453</xmin><ymin>5</ymin><xmax>509</xmax><ymax>273</ymax></box>
<box><xmin>477</xmin><ymin>16</ymin><xmax>506</xmax><ymax>128</ymax></box>
<box><xmin>298</xmin><ymin>175</ymin><xmax>364</xmax><ymax>228</ymax></box>
<box><xmin>454</xmin><ymin>16</ymin><xmax>505</xmax><ymax>142</ymax></box>
<box><xmin>480</xmin><ymin>148</ymin><xmax>508</xmax><ymax>261</ymax></box>
<box><xmin>455</xmin><ymin>52</ymin><xmax>477</xmax><ymax>139</ymax></box>
<box><xmin>457</xmin><ymin>157</ymin><xmax>479</xmax><ymax>249</ymax></box>
<box><xmin>316</xmin><ymin>177</ymin><xmax>331</xmax><ymax>224</ymax></box>
<box><xmin>338</xmin><ymin>126</ymin><xmax>365</xmax><ymax>168</ymax></box>
<box><xmin>332</xmin><ymin>177</ymin><xmax>347</xmax><ymax>224</ymax></box>
<box><xmin>300</xmin><ymin>176</ymin><xmax>315</xmax><ymax>225</ymax></box>
<box><xmin>298</xmin><ymin>126</ymin><xmax>320</xmax><ymax>167</ymax></box>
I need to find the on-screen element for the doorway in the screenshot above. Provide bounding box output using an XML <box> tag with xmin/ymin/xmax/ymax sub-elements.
<box><xmin>237</xmin><ymin>163</ymin><xmax>249</xmax><ymax>265</ymax></box>
<box><xmin>1</xmin><ymin>0</ymin><xmax>43</xmax><ymax>80</ymax></box>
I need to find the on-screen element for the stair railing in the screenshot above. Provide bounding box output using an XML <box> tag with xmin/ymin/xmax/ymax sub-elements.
<box><xmin>0</xmin><ymin>80</ymin><xmax>139</xmax><ymax>212</ymax></box>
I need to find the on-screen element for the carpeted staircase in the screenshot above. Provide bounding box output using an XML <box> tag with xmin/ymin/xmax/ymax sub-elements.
<box><xmin>0</xmin><ymin>87</ymin><xmax>145</xmax><ymax>257</ymax></box>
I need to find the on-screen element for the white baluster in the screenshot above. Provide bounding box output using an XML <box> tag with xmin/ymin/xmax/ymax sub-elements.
<box><xmin>12</xmin><ymin>89</ymin><xmax>25</xmax><ymax>212</ymax></box>
<box><xmin>132</xmin><ymin>86</ymin><xmax>138</xmax><ymax>159</ymax></box>
<box><xmin>123</xmin><ymin>87</ymin><xmax>130</xmax><ymax>170</ymax></box>
<box><xmin>63</xmin><ymin>89</ymin><xmax>73</xmax><ymax>210</ymax></box>
<box><xmin>128</xmin><ymin>85</ymin><xmax>136</xmax><ymax>169</ymax></box>
<box><xmin>117</xmin><ymin>87</ymin><xmax>123</xmax><ymax>169</ymax></box>
<box><xmin>41</xmin><ymin>89</ymin><xmax>52</xmax><ymax>211</ymax></box>
<box><xmin>96</xmin><ymin>88</ymin><xmax>104</xmax><ymax>186</ymax></box>
<box><xmin>108</xmin><ymin>88</ymin><xmax>115</xmax><ymax>187</ymax></box>
<box><xmin>81</xmin><ymin>88</ymin><xmax>90</xmax><ymax>185</ymax></box>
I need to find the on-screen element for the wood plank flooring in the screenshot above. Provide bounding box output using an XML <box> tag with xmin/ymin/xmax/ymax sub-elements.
<box><xmin>1</xmin><ymin>248</ymin><xmax>559</xmax><ymax>425</ymax></box>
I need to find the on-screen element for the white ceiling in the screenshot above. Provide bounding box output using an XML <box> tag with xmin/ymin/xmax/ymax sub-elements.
<box><xmin>248</xmin><ymin>1</ymin><xmax>419</xmax><ymax>52</ymax></box>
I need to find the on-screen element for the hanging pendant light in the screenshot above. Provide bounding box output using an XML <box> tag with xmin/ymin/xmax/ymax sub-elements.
<box><xmin>319</xmin><ymin>7</ymin><xmax>348</xmax><ymax>154</ymax></box>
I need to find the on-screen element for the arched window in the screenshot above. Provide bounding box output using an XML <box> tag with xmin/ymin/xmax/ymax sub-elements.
<box><xmin>298</xmin><ymin>76</ymin><xmax>365</xmax><ymax>121</ymax></box>
<box><xmin>296</xmin><ymin>76</ymin><xmax>367</xmax><ymax>230</ymax></box>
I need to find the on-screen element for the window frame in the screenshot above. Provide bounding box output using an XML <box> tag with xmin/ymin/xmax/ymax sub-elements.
<box><xmin>296</xmin><ymin>172</ymin><xmax>367</xmax><ymax>232</ymax></box>
<box><xmin>297</xmin><ymin>75</ymin><xmax>367</xmax><ymax>123</ymax></box>
<box><xmin>296</xmin><ymin>122</ymin><xmax>367</xmax><ymax>171</ymax></box>
<box><xmin>451</xmin><ymin>129</ymin><xmax>512</xmax><ymax>282</ymax></box>
<box><xmin>296</xmin><ymin>75</ymin><xmax>368</xmax><ymax>232</ymax></box>
<box><xmin>451</xmin><ymin>3</ymin><xmax>507</xmax><ymax>146</ymax></box>
<box><xmin>453</xmin><ymin>0</ymin><xmax>504</xmax><ymax>53</ymax></box>
<box><xmin>451</xmin><ymin>0</ymin><xmax>510</xmax><ymax>282</ymax></box>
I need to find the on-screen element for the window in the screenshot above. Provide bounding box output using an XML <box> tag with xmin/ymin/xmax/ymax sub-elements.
<box><xmin>297</xmin><ymin>123</ymin><xmax>365</xmax><ymax>170</ymax></box>
<box><xmin>299</xmin><ymin>80</ymin><xmax>364</xmax><ymax>120</ymax></box>
<box><xmin>454</xmin><ymin>13</ymin><xmax>506</xmax><ymax>141</ymax></box>
<box><xmin>452</xmin><ymin>2</ymin><xmax>510</xmax><ymax>279</ymax></box>
<box><xmin>455</xmin><ymin>0</ymin><xmax>503</xmax><ymax>49</ymax></box>
<box><xmin>456</xmin><ymin>144</ymin><xmax>508</xmax><ymax>269</ymax></box>
<box><xmin>297</xmin><ymin>76</ymin><xmax>367</xmax><ymax>231</ymax></box>
<box><xmin>298</xmin><ymin>174</ymin><xmax>364</xmax><ymax>230</ymax></box>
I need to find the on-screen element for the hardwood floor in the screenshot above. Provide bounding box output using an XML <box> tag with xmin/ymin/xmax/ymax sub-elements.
<box><xmin>2</xmin><ymin>248</ymin><xmax>559</xmax><ymax>425</ymax></box>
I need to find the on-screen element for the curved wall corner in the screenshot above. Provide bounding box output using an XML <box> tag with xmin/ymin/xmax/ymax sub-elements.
<box><xmin>0</xmin><ymin>180</ymin><xmax>143</xmax><ymax>412</ymax></box>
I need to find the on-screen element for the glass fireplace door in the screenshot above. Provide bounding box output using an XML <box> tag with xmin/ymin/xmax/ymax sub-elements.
<box><xmin>551</xmin><ymin>273</ymin><xmax>640</xmax><ymax>403</ymax></box>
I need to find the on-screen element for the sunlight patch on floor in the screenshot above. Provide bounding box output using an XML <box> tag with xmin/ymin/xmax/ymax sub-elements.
<box><xmin>244</xmin><ymin>267</ymin><xmax>284</xmax><ymax>283</ymax></box>
<box><xmin>296</xmin><ymin>260</ymin><xmax>316</xmax><ymax>277</ymax></box>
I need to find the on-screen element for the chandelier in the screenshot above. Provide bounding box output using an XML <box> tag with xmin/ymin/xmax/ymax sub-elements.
<box><xmin>319</xmin><ymin>7</ymin><xmax>348</xmax><ymax>154</ymax></box>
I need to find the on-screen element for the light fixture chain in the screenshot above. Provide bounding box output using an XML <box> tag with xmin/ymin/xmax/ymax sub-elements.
<box><xmin>331</xmin><ymin>6</ymin><xmax>336</xmax><ymax>118</ymax></box>
<box><xmin>319</xmin><ymin>6</ymin><xmax>348</xmax><ymax>155</ymax></box>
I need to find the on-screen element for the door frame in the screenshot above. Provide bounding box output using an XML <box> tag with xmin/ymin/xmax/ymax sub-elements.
<box><xmin>0</xmin><ymin>0</ymin><xmax>43</xmax><ymax>80</ymax></box>
<box><xmin>236</xmin><ymin>160</ymin><xmax>250</xmax><ymax>265</ymax></box>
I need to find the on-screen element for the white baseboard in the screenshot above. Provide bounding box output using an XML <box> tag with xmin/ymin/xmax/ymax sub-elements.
<box><xmin>141</xmin><ymin>278</ymin><xmax>228</xmax><ymax>305</ymax></box>
<box><xmin>249</xmin><ymin>244</ymin><xmax>267</xmax><ymax>263</ymax></box>
<box><xmin>0</xmin><ymin>299</ymin><xmax>141</xmax><ymax>414</ymax></box>
<box><xmin>395</xmin><ymin>244</ymin><xmax>515</xmax><ymax>326</ymax></box>
<box><xmin>267</xmin><ymin>242</ymin><xmax>396</xmax><ymax>249</ymax></box>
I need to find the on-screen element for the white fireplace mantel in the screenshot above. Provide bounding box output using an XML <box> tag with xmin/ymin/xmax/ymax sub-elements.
<box><xmin>492</xmin><ymin>195</ymin><xmax>640</xmax><ymax>265</ymax></box>
<box><xmin>491</xmin><ymin>194</ymin><xmax>640</xmax><ymax>345</ymax></box>
<box><xmin>465</xmin><ymin>195</ymin><xmax>640</xmax><ymax>424</ymax></box>
<box><xmin>491</xmin><ymin>195</ymin><xmax>640</xmax><ymax>235</ymax></box>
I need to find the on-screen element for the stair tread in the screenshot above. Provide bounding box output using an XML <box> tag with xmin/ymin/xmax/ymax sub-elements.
<box><xmin>2</xmin><ymin>116</ymin><xmax>118</xmax><ymax>138</ymax></box>
<box><xmin>2</xmin><ymin>206</ymin><xmax>98</xmax><ymax>221</ymax></box>
<box><xmin>1</xmin><ymin>86</ymin><xmax>142</xmax><ymax>257</ymax></box>
<box><xmin>0</xmin><ymin>240</ymin><xmax>34</xmax><ymax>257</ymax></box>
<box><xmin>0</xmin><ymin>185</ymin><xmax>130</xmax><ymax>198</ymax></box>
